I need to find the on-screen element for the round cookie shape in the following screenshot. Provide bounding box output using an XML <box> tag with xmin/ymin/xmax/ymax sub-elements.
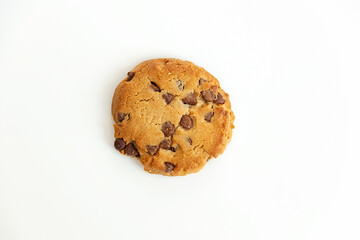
<box><xmin>111</xmin><ymin>58</ymin><xmax>234</xmax><ymax>176</ymax></box>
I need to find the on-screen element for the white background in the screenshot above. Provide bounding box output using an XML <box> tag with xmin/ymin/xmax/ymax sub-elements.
<box><xmin>0</xmin><ymin>0</ymin><xmax>359</xmax><ymax>239</ymax></box>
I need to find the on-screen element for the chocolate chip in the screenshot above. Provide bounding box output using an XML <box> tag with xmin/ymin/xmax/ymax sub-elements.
<box><xmin>182</xmin><ymin>93</ymin><xmax>197</xmax><ymax>105</ymax></box>
<box><xmin>201</xmin><ymin>90</ymin><xmax>215</xmax><ymax>102</ymax></box>
<box><xmin>161</xmin><ymin>121</ymin><xmax>175</xmax><ymax>137</ymax></box>
<box><xmin>164</xmin><ymin>162</ymin><xmax>175</xmax><ymax>172</ymax></box>
<box><xmin>179</xmin><ymin>115</ymin><xmax>193</xmax><ymax>129</ymax></box>
<box><xmin>176</xmin><ymin>80</ymin><xmax>184</xmax><ymax>90</ymax></box>
<box><xmin>214</xmin><ymin>93</ymin><xmax>225</xmax><ymax>105</ymax></box>
<box><xmin>124</xmin><ymin>143</ymin><xmax>139</xmax><ymax>157</ymax></box>
<box><xmin>162</xmin><ymin>93</ymin><xmax>174</xmax><ymax>104</ymax></box>
<box><xmin>114</xmin><ymin>138</ymin><xmax>126</xmax><ymax>151</ymax></box>
<box><xmin>117</xmin><ymin>112</ymin><xmax>127</xmax><ymax>122</ymax></box>
<box><xmin>204</xmin><ymin>112</ymin><xmax>214</xmax><ymax>122</ymax></box>
<box><xmin>150</xmin><ymin>81</ymin><xmax>160</xmax><ymax>92</ymax></box>
<box><xmin>127</xmin><ymin>72</ymin><xmax>135</xmax><ymax>81</ymax></box>
<box><xmin>187</xmin><ymin>137</ymin><xmax>192</xmax><ymax>145</ymax></box>
<box><xmin>199</xmin><ymin>78</ymin><xmax>207</xmax><ymax>85</ymax></box>
<box><xmin>146</xmin><ymin>145</ymin><xmax>158</xmax><ymax>155</ymax></box>
<box><xmin>159</xmin><ymin>139</ymin><xmax>172</xmax><ymax>150</ymax></box>
<box><xmin>170</xmin><ymin>147</ymin><xmax>176</xmax><ymax>152</ymax></box>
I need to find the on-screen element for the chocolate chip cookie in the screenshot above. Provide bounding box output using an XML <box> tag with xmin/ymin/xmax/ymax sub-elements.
<box><xmin>111</xmin><ymin>58</ymin><xmax>234</xmax><ymax>176</ymax></box>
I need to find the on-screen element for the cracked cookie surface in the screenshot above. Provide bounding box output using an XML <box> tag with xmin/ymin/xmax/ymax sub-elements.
<box><xmin>111</xmin><ymin>58</ymin><xmax>234</xmax><ymax>176</ymax></box>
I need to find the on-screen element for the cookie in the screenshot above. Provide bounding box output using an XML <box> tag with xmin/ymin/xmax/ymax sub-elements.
<box><xmin>111</xmin><ymin>58</ymin><xmax>234</xmax><ymax>176</ymax></box>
